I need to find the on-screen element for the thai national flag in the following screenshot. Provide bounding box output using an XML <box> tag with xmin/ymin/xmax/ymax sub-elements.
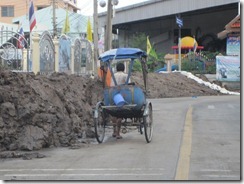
<box><xmin>17</xmin><ymin>27</ymin><xmax>25</xmax><ymax>49</ymax></box>
<box><xmin>29</xmin><ymin>0</ymin><xmax>36</xmax><ymax>32</ymax></box>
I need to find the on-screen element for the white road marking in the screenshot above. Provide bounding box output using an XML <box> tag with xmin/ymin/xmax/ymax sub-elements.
<box><xmin>207</xmin><ymin>105</ymin><xmax>215</xmax><ymax>109</ymax></box>
<box><xmin>4</xmin><ymin>173</ymin><xmax>164</xmax><ymax>177</ymax></box>
<box><xmin>200</xmin><ymin>169</ymin><xmax>231</xmax><ymax>172</ymax></box>
<box><xmin>201</xmin><ymin>175</ymin><xmax>239</xmax><ymax>178</ymax></box>
<box><xmin>0</xmin><ymin>168</ymin><xmax>165</xmax><ymax>172</ymax></box>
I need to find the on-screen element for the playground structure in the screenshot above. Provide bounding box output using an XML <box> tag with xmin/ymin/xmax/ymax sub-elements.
<box><xmin>156</xmin><ymin>36</ymin><xmax>217</xmax><ymax>73</ymax></box>
<box><xmin>172</xmin><ymin>36</ymin><xmax>204</xmax><ymax>54</ymax></box>
<box><xmin>171</xmin><ymin>36</ymin><xmax>204</xmax><ymax>67</ymax></box>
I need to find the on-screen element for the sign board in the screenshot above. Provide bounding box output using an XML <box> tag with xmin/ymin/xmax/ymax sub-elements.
<box><xmin>226</xmin><ymin>35</ymin><xmax>240</xmax><ymax>56</ymax></box>
<box><xmin>176</xmin><ymin>16</ymin><xmax>183</xmax><ymax>28</ymax></box>
<box><xmin>216</xmin><ymin>56</ymin><xmax>240</xmax><ymax>82</ymax></box>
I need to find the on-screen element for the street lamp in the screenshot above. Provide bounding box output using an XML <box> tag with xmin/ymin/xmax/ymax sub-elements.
<box><xmin>99</xmin><ymin>0</ymin><xmax>106</xmax><ymax>7</ymax></box>
<box><xmin>95</xmin><ymin>0</ymin><xmax>119</xmax><ymax>52</ymax></box>
<box><xmin>111</xmin><ymin>0</ymin><xmax>119</xmax><ymax>6</ymax></box>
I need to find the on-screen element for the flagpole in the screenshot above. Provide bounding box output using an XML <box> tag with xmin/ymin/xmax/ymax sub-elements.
<box><xmin>93</xmin><ymin>0</ymin><xmax>98</xmax><ymax>76</ymax></box>
<box><xmin>28</xmin><ymin>0</ymin><xmax>31</xmax><ymax>72</ymax></box>
<box><xmin>193</xmin><ymin>35</ymin><xmax>196</xmax><ymax>64</ymax></box>
<box><xmin>176</xmin><ymin>15</ymin><xmax>182</xmax><ymax>71</ymax></box>
<box><xmin>29</xmin><ymin>0</ymin><xmax>36</xmax><ymax>72</ymax></box>
<box><xmin>178</xmin><ymin>18</ymin><xmax>181</xmax><ymax>71</ymax></box>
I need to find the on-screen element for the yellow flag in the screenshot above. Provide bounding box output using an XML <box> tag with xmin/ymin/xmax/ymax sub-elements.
<box><xmin>146</xmin><ymin>36</ymin><xmax>152</xmax><ymax>55</ymax></box>
<box><xmin>62</xmin><ymin>10</ymin><xmax>70</xmax><ymax>34</ymax></box>
<box><xmin>87</xmin><ymin>18</ymin><xmax>93</xmax><ymax>42</ymax></box>
<box><xmin>147</xmin><ymin>36</ymin><xmax>158</xmax><ymax>59</ymax></box>
<box><xmin>150</xmin><ymin>47</ymin><xmax>158</xmax><ymax>59</ymax></box>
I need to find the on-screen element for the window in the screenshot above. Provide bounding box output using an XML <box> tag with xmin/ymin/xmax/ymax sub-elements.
<box><xmin>37</xmin><ymin>6</ymin><xmax>47</xmax><ymax>10</ymax></box>
<box><xmin>1</xmin><ymin>6</ymin><xmax>14</xmax><ymax>17</ymax></box>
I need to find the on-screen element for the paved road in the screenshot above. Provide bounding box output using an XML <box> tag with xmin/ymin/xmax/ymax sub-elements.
<box><xmin>0</xmin><ymin>96</ymin><xmax>240</xmax><ymax>181</ymax></box>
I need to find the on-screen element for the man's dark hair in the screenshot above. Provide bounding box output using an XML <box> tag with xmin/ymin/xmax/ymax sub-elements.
<box><xmin>116</xmin><ymin>63</ymin><xmax>125</xmax><ymax>72</ymax></box>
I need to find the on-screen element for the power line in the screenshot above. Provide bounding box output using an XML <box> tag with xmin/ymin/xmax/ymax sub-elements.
<box><xmin>78</xmin><ymin>0</ymin><xmax>93</xmax><ymax>14</ymax></box>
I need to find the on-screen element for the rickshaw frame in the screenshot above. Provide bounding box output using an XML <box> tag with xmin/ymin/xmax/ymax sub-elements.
<box><xmin>93</xmin><ymin>48</ymin><xmax>153</xmax><ymax>143</ymax></box>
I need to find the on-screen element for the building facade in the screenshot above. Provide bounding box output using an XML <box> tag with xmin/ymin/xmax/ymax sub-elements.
<box><xmin>98</xmin><ymin>0</ymin><xmax>239</xmax><ymax>54</ymax></box>
<box><xmin>0</xmin><ymin>0</ymin><xmax>79</xmax><ymax>24</ymax></box>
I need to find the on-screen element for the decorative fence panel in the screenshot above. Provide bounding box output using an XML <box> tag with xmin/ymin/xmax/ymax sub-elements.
<box><xmin>73</xmin><ymin>38</ymin><xmax>82</xmax><ymax>74</ymax></box>
<box><xmin>80</xmin><ymin>39</ymin><xmax>93</xmax><ymax>74</ymax></box>
<box><xmin>39</xmin><ymin>31</ymin><xmax>55</xmax><ymax>74</ymax></box>
<box><xmin>0</xmin><ymin>30</ymin><xmax>30</xmax><ymax>71</ymax></box>
<box><xmin>0</xmin><ymin>30</ymin><xmax>94</xmax><ymax>75</ymax></box>
<box><xmin>59</xmin><ymin>35</ymin><xmax>71</xmax><ymax>73</ymax></box>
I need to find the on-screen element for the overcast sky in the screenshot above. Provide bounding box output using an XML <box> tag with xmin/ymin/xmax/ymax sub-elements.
<box><xmin>77</xmin><ymin>0</ymin><xmax>150</xmax><ymax>15</ymax></box>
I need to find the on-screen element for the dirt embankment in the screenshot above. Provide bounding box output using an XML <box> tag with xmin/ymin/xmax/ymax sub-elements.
<box><xmin>131</xmin><ymin>72</ymin><xmax>221</xmax><ymax>98</ymax></box>
<box><xmin>0</xmin><ymin>70</ymin><xmax>222</xmax><ymax>152</ymax></box>
<box><xmin>0</xmin><ymin>70</ymin><xmax>103</xmax><ymax>151</ymax></box>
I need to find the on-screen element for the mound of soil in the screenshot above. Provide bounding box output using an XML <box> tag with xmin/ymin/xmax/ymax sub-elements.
<box><xmin>0</xmin><ymin>70</ymin><xmax>222</xmax><ymax>151</ymax></box>
<box><xmin>131</xmin><ymin>72</ymin><xmax>221</xmax><ymax>98</ymax></box>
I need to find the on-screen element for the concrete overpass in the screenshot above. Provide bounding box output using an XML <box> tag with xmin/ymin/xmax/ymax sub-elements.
<box><xmin>98</xmin><ymin>0</ymin><xmax>239</xmax><ymax>54</ymax></box>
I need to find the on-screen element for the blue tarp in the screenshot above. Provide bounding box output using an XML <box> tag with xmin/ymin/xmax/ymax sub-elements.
<box><xmin>154</xmin><ymin>65</ymin><xmax>178</xmax><ymax>73</ymax></box>
<box><xmin>12</xmin><ymin>7</ymin><xmax>88</xmax><ymax>33</ymax></box>
<box><xmin>99</xmin><ymin>48</ymin><xmax>147</xmax><ymax>62</ymax></box>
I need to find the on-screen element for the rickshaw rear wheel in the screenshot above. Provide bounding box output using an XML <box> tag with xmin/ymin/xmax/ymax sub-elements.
<box><xmin>94</xmin><ymin>101</ymin><xmax>106</xmax><ymax>143</ymax></box>
<box><xmin>143</xmin><ymin>103</ymin><xmax>153</xmax><ymax>143</ymax></box>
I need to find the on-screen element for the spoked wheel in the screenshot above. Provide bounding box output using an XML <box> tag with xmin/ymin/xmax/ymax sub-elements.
<box><xmin>94</xmin><ymin>101</ymin><xmax>106</xmax><ymax>143</ymax></box>
<box><xmin>143</xmin><ymin>102</ymin><xmax>153</xmax><ymax>143</ymax></box>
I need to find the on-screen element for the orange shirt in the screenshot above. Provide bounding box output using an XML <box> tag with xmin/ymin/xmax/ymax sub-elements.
<box><xmin>98</xmin><ymin>67</ymin><xmax>112</xmax><ymax>87</ymax></box>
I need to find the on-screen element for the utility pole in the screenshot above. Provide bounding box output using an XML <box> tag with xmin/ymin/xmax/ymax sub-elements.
<box><xmin>52</xmin><ymin>0</ymin><xmax>57</xmax><ymax>37</ymax></box>
<box><xmin>105</xmin><ymin>0</ymin><xmax>113</xmax><ymax>51</ymax></box>
<box><xmin>93</xmin><ymin>0</ymin><xmax>98</xmax><ymax>75</ymax></box>
<box><xmin>178</xmin><ymin>25</ymin><xmax>181</xmax><ymax>71</ymax></box>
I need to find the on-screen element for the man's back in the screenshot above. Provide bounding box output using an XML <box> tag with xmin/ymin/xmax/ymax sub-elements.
<box><xmin>110</xmin><ymin>71</ymin><xmax>130</xmax><ymax>86</ymax></box>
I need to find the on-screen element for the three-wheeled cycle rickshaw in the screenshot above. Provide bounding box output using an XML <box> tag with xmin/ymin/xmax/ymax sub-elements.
<box><xmin>93</xmin><ymin>48</ymin><xmax>153</xmax><ymax>143</ymax></box>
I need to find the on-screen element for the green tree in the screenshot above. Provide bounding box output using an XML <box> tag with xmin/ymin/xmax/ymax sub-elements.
<box><xmin>128</xmin><ymin>32</ymin><xmax>166</xmax><ymax>72</ymax></box>
<box><xmin>132</xmin><ymin>59</ymin><xmax>142</xmax><ymax>72</ymax></box>
<box><xmin>128</xmin><ymin>32</ymin><xmax>147</xmax><ymax>50</ymax></box>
